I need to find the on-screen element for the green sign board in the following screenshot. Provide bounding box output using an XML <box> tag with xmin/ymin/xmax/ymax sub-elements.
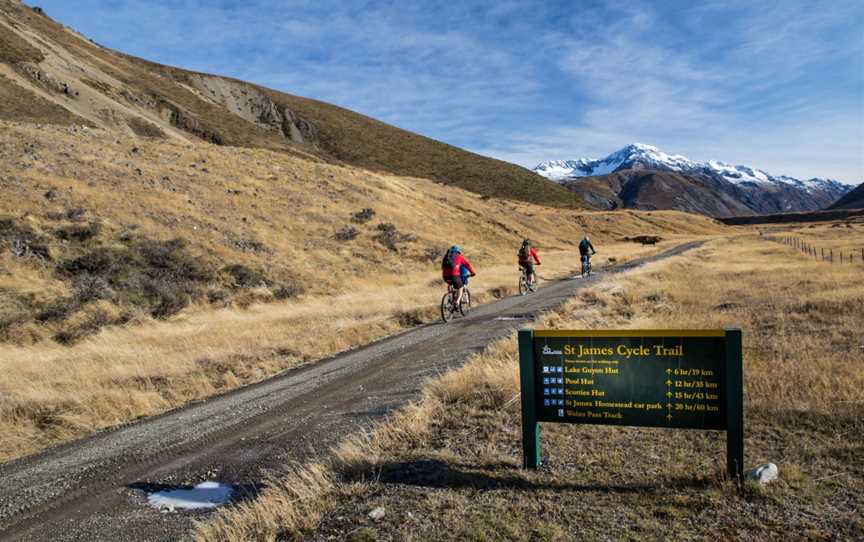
<box><xmin>518</xmin><ymin>329</ymin><xmax>744</xmax><ymax>479</ymax></box>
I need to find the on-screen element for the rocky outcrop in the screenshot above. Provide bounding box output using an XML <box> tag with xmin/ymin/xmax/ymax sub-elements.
<box><xmin>185</xmin><ymin>74</ymin><xmax>315</xmax><ymax>144</ymax></box>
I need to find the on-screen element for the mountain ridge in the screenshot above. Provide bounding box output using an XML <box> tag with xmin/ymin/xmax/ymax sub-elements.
<box><xmin>535</xmin><ymin>143</ymin><xmax>853</xmax><ymax>216</ymax></box>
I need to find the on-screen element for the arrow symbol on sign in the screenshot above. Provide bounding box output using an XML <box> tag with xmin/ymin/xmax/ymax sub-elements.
<box><xmin>666</xmin><ymin>392</ymin><xmax>673</xmax><ymax>397</ymax></box>
<box><xmin>667</xmin><ymin>414</ymin><xmax>673</xmax><ymax>420</ymax></box>
<box><xmin>667</xmin><ymin>403</ymin><xmax>673</xmax><ymax>409</ymax></box>
<box><xmin>666</xmin><ymin>368</ymin><xmax>672</xmax><ymax>374</ymax></box>
<box><xmin>665</xmin><ymin>380</ymin><xmax>673</xmax><ymax>386</ymax></box>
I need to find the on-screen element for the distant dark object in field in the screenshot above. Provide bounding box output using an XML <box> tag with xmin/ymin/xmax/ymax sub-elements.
<box><xmin>335</xmin><ymin>226</ymin><xmax>359</xmax><ymax>241</ymax></box>
<box><xmin>622</xmin><ymin>235</ymin><xmax>662</xmax><ymax>245</ymax></box>
<box><xmin>375</xmin><ymin>223</ymin><xmax>415</xmax><ymax>251</ymax></box>
<box><xmin>351</xmin><ymin>208</ymin><xmax>376</xmax><ymax>224</ymax></box>
<box><xmin>715</xmin><ymin>302</ymin><xmax>742</xmax><ymax>312</ymax></box>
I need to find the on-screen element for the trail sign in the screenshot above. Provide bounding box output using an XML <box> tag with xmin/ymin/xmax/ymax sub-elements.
<box><xmin>518</xmin><ymin>329</ymin><xmax>744</xmax><ymax>479</ymax></box>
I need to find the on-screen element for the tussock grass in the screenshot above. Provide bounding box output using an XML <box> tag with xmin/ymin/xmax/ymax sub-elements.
<box><xmin>197</xmin><ymin>230</ymin><xmax>864</xmax><ymax>541</ymax></box>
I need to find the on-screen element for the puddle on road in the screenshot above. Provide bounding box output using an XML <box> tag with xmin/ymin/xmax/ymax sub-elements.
<box><xmin>494</xmin><ymin>315</ymin><xmax>533</xmax><ymax>321</ymax></box>
<box><xmin>146</xmin><ymin>481</ymin><xmax>233</xmax><ymax>512</ymax></box>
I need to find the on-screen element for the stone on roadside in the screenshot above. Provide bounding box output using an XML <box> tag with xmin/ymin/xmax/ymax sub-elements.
<box><xmin>368</xmin><ymin>507</ymin><xmax>386</xmax><ymax>521</ymax></box>
<box><xmin>746</xmin><ymin>463</ymin><xmax>778</xmax><ymax>484</ymax></box>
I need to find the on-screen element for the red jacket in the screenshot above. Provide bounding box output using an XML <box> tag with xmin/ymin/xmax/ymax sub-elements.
<box><xmin>442</xmin><ymin>253</ymin><xmax>475</xmax><ymax>278</ymax></box>
<box><xmin>519</xmin><ymin>247</ymin><xmax>541</xmax><ymax>265</ymax></box>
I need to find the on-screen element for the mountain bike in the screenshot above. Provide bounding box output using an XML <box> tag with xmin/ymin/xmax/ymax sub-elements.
<box><xmin>441</xmin><ymin>283</ymin><xmax>471</xmax><ymax>323</ymax></box>
<box><xmin>581</xmin><ymin>254</ymin><xmax>594</xmax><ymax>277</ymax></box>
<box><xmin>518</xmin><ymin>266</ymin><xmax>538</xmax><ymax>295</ymax></box>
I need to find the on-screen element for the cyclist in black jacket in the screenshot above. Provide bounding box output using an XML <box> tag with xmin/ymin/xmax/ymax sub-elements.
<box><xmin>578</xmin><ymin>236</ymin><xmax>596</xmax><ymax>275</ymax></box>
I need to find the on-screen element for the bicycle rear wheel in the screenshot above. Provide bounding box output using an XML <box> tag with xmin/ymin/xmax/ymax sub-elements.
<box><xmin>519</xmin><ymin>273</ymin><xmax>528</xmax><ymax>295</ymax></box>
<box><xmin>441</xmin><ymin>292</ymin><xmax>454</xmax><ymax>323</ymax></box>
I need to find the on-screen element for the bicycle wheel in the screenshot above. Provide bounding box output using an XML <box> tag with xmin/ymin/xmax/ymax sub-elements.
<box><xmin>441</xmin><ymin>292</ymin><xmax>454</xmax><ymax>323</ymax></box>
<box><xmin>519</xmin><ymin>273</ymin><xmax>528</xmax><ymax>295</ymax></box>
<box><xmin>460</xmin><ymin>288</ymin><xmax>471</xmax><ymax>316</ymax></box>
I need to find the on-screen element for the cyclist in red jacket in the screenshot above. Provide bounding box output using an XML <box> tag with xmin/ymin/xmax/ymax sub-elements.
<box><xmin>442</xmin><ymin>245</ymin><xmax>475</xmax><ymax>307</ymax></box>
<box><xmin>518</xmin><ymin>239</ymin><xmax>541</xmax><ymax>290</ymax></box>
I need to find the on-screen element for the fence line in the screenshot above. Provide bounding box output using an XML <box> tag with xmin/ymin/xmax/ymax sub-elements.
<box><xmin>765</xmin><ymin>235</ymin><xmax>864</xmax><ymax>264</ymax></box>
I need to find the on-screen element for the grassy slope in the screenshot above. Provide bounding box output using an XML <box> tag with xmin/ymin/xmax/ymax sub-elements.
<box><xmin>0</xmin><ymin>119</ymin><xmax>726</xmax><ymax>461</ymax></box>
<box><xmin>0</xmin><ymin>0</ymin><xmax>578</xmax><ymax>207</ymax></box>
<box><xmin>198</xmin><ymin>225</ymin><xmax>864</xmax><ymax>541</ymax></box>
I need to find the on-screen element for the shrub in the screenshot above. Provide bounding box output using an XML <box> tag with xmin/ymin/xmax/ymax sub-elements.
<box><xmin>374</xmin><ymin>223</ymin><xmax>415</xmax><ymax>251</ymax></box>
<box><xmin>622</xmin><ymin>235</ymin><xmax>663</xmax><ymax>245</ymax></box>
<box><xmin>64</xmin><ymin>207</ymin><xmax>86</xmax><ymax>221</ymax></box>
<box><xmin>148</xmin><ymin>286</ymin><xmax>189</xmax><ymax>319</ymax></box>
<box><xmin>0</xmin><ymin>218</ymin><xmax>52</xmax><ymax>260</ymax></box>
<box><xmin>58</xmin><ymin>247</ymin><xmax>129</xmax><ymax>277</ymax></box>
<box><xmin>54</xmin><ymin>221</ymin><xmax>101</xmax><ymax>242</ymax></box>
<box><xmin>335</xmin><ymin>226</ymin><xmax>359</xmax><ymax>241</ymax></box>
<box><xmin>137</xmin><ymin>239</ymin><xmax>213</xmax><ymax>283</ymax></box>
<box><xmin>222</xmin><ymin>264</ymin><xmax>270</xmax><ymax>288</ymax></box>
<box><xmin>351</xmin><ymin>208</ymin><xmax>376</xmax><ymax>223</ymax></box>
<box><xmin>273</xmin><ymin>282</ymin><xmax>304</xmax><ymax>300</ymax></box>
<box><xmin>207</xmin><ymin>289</ymin><xmax>230</xmax><ymax>304</ymax></box>
<box><xmin>36</xmin><ymin>297</ymin><xmax>77</xmax><ymax>322</ymax></box>
<box><xmin>58</xmin><ymin>237</ymin><xmax>214</xmax><ymax>319</ymax></box>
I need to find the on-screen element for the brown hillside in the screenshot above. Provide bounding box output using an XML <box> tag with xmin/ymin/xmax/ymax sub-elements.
<box><xmin>0</xmin><ymin>0</ymin><xmax>578</xmax><ymax>207</ymax></box>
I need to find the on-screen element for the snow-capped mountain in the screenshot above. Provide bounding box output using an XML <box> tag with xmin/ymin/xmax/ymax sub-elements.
<box><xmin>535</xmin><ymin>143</ymin><xmax>848</xmax><ymax>194</ymax></box>
<box><xmin>533</xmin><ymin>143</ymin><xmax>854</xmax><ymax>216</ymax></box>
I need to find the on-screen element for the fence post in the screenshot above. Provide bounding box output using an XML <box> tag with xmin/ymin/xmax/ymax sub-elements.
<box><xmin>830</xmin><ymin>249</ymin><xmax>833</xmax><ymax>263</ymax></box>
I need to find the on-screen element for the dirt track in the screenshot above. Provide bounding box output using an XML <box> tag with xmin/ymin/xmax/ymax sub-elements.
<box><xmin>0</xmin><ymin>242</ymin><xmax>701</xmax><ymax>541</ymax></box>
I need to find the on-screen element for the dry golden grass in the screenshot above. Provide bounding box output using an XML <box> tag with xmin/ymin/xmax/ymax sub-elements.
<box><xmin>197</xmin><ymin>229</ymin><xmax>864</xmax><ymax>541</ymax></box>
<box><xmin>0</xmin><ymin>120</ymin><xmax>726</xmax><ymax>462</ymax></box>
<box><xmin>760</xmin><ymin>219</ymin><xmax>864</xmax><ymax>263</ymax></box>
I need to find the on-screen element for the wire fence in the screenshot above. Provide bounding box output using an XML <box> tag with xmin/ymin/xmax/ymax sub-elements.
<box><xmin>768</xmin><ymin>236</ymin><xmax>864</xmax><ymax>264</ymax></box>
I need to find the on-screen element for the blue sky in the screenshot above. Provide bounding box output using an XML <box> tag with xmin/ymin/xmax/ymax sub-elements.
<box><xmin>30</xmin><ymin>0</ymin><xmax>864</xmax><ymax>183</ymax></box>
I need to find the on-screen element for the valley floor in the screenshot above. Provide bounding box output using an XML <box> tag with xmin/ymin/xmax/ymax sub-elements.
<box><xmin>198</xmin><ymin>228</ymin><xmax>864</xmax><ymax>541</ymax></box>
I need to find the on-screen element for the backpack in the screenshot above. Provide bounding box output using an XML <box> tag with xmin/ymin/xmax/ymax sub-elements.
<box><xmin>519</xmin><ymin>244</ymin><xmax>530</xmax><ymax>260</ymax></box>
<box><xmin>442</xmin><ymin>250</ymin><xmax>456</xmax><ymax>270</ymax></box>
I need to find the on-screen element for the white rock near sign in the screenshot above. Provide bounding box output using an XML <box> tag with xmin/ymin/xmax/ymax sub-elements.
<box><xmin>746</xmin><ymin>463</ymin><xmax>779</xmax><ymax>484</ymax></box>
<box><xmin>368</xmin><ymin>506</ymin><xmax>386</xmax><ymax>520</ymax></box>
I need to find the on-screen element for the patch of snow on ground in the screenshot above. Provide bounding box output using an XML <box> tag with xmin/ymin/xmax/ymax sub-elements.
<box><xmin>147</xmin><ymin>481</ymin><xmax>233</xmax><ymax>511</ymax></box>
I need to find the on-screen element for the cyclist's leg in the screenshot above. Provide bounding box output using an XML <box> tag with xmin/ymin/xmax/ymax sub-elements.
<box><xmin>453</xmin><ymin>275</ymin><xmax>464</xmax><ymax>306</ymax></box>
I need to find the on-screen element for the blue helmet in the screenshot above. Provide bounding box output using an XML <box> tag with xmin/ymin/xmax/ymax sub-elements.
<box><xmin>450</xmin><ymin>245</ymin><xmax>461</xmax><ymax>253</ymax></box>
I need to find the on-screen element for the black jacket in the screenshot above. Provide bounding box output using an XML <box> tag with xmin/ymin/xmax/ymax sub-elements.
<box><xmin>578</xmin><ymin>238</ymin><xmax>595</xmax><ymax>256</ymax></box>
